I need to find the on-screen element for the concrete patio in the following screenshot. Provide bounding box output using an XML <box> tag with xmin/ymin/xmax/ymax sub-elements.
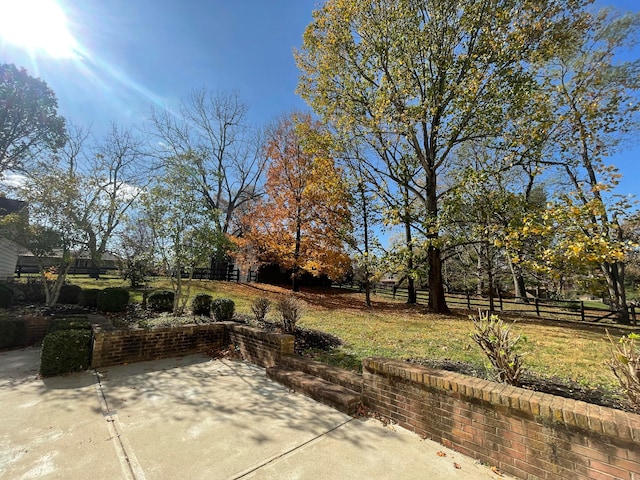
<box><xmin>0</xmin><ymin>347</ymin><xmax>509</xmax><ymax>479</ymax></box>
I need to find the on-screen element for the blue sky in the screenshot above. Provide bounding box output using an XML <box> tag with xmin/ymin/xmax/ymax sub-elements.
<box><xmin>0</xmin><ymin>0</ymin><xmax>638</xmax><ymax>199</ymax></box>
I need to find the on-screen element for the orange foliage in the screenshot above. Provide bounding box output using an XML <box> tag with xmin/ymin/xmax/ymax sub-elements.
<box><xmin>236</xmin><ymin>112</ymin><xmax>351</xmax><ymax>282</ymax></box>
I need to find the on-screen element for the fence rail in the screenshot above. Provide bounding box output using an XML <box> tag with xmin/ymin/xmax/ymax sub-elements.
<box><xmin>337</xmin><ymin>282</ymin><xmax>638</xmax><ymax>326</ymax></box>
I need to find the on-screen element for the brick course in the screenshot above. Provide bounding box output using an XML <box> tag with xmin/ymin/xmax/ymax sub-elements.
<box><xmin>362</xmin><ymin>357</ymin><xmax>640</xmax><ymax>480</ymax></box>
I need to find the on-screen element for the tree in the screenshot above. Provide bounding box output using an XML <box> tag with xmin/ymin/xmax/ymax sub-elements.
<box><xmin>297</xmin><ymin>0</ymin><xmax>590</xmax><ymax>312</ymax></box>
<box><xmin>144</xmin><ymin>154</ymin><xmax>221</xmax><ymax>315</ymax></box>
<box><xmin>539</xmin><ymin>10</ymin><xmax>640</xmax><ymax>323</ymax></box>
<box><xmin>0</xmin><ymin>63</ymin><xmax>66</xmax><ymax>174</ymax></box>
<box><xmin>114</xmin><ymin>217</ymin><xmax>155</xmax><ymax>288</ymax></box>
<box><xmin>148</xmin><ymin>89</ymin><xmax>266</xmax><ymax>266</ymax></box>
<box><xmin>8</xmin><ymin>164</ymin><xmax>87</xmax><ymax>305</ymax></box>
<box><xmin>238</xmin><ymin>112</ymin><xmax>352</xmax><ymax>292</ymax></box>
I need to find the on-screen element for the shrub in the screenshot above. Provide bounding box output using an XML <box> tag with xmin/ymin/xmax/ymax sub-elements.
<box><xmin>191</xmin><ymin>293</ymin><xmax>213</xmax><ymax>317</ymax></box>
<box><xmin>470</xmin><ymin>311</ymin><xmax>526</xmax><ymax>385</ymax></box>
<box><xmin>57</xmin><ymin>284</ymin><xmax>82</xmax><ymax>305</ymax></box>
<box><xmin>607</xmin><ymin>331</ymin><xmax>640</xmax><ymax>412</ymax></box>
<box><xmin>17</xmin><ymin>278</ymin><xmax>46</xmax><ymax>304</ymax></box>
<box><xmin>277</xmin><ymin>295</ymin><xmax>305</xmax><ymax>333</ymax></box>
<box><xmin>79</xmin><ymin>288</ymin><xmax>101</xmax><ymax>308</ymax></box>
<box><xmin>0</xmin><ymin>318</ymin><xmax>27</xmax><ymax>349</ymax></box>
<box><xmin>47</xmin><ymin>318</ymin><xmax>91</xmax><ymax>335</ymax></box>
<box><xmin>148</xmin><ymin>290</ymin><xmax>174</xmax><ymax>312</ymax></box>
<box><xmin>0</xmin><ymin>283</ymin><xmax>14</xmax><ymax>308</ymax></box>
<box><xmin>40</xmin><ymin>329</ymin><xmax>92</xmax><ymax>377</ymax></box>
<box><xmin>211</xmin><ymin>298</ymin><xmax>235</xmax><ymax>321</ymax></box>
<box><xmin>251</xmin><ymin>297</ymin><xmax>271</xmax><ymax>322</ymax></box>
<box><xmin>96</xmin><ymin>287</ymin><xmax>130</xmax><ymax>313</ymax></box>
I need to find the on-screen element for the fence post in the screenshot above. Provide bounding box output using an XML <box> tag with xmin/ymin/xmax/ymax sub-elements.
<box><xmin>534</xmin><ymin>298</ymin><xmax>540</xmax><ymax>316</ymax></box>
<box><xmin>466</xmin><ymin>291</ymin><xmax>471</xmax><ymax>310</ymax></box>
<box><xmin>580</xmin><ymin>301</ymin><xmax>585</xmax><ymax>322</ymax></box>
<box><xmin>498</xmin><ymin>290</ymin><xmax>503</xmax><ymax>311</ymax></box>
<box><xmin>631</xmin><ymin>305</ymin><xmax>637</xmax><ymax>326</ymax></box>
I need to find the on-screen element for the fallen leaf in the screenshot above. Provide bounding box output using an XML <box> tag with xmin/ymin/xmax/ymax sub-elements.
<box><xmin>436</xmin><ymin>451</ymin><xmax>447</xmax><ymax>457</ymax></box>
<box><xmin>454</xmin><ymin>463</ymin><xmax>461</xmax><ymax>469</ymax></box>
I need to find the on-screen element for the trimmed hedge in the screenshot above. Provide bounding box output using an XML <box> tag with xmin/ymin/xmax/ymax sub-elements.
<box><xmin>148</xmin><ymin>290</ymin><xmax>174</xmax><ymax>312</ymax></box>
<box><xmin>79</xmin><ymin>288</ymin><xmax>101</xmax><ymax>308</ymax></box>
<box><xmin>47</xmin><ymin>318</ymin><xmax>91</xmax><ymax>335</ymax></box>
<box><xmin>57</xmin><ymin>284</ymin><xmax>83</xmax><ymax>305</ymax></box>
<box><xmin>212</xmin><ymin>298</ymin><xmax>235</xmax><ymax>321</ymax></box>
<box><xmin>0</xmin><ymin>318</ymin><xmax>27</xmax><ymax>349</ymax></box>
<box><xmin>97</xmin><ymin>287</ymin><xmax>129</xmax><ymax>313</ymax></box>
<box><xmin>40</xmin><ymin>329</ymin><xmax>92</xmax><ymax>377</ymax></box>
<box><xmin>191</xmin><ymin>293</ymin><xmax>213</xmax><ymax>317</ymax></box>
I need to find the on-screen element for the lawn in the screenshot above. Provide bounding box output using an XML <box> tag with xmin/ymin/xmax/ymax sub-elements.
<box><xmin>59</xmin><ymin>275</ymin><xmax>635</xmax><ymax>391</ymax></box>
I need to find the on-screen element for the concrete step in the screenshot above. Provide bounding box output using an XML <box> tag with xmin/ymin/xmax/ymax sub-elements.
<box><xmin>278</xmin><ymin>355</ymin><xmax>362</xmax><ymax>393</ymax></box>
<box><xmin>267</xmin><ymin>366</ymin><xmax>361</xmax><ymax>415</ymax></box>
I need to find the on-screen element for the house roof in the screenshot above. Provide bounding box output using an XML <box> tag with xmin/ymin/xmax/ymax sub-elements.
<box><xmin>0</xmin><ymin>197</ymin><xmax>26</xmax><ymax>216</ymax></box>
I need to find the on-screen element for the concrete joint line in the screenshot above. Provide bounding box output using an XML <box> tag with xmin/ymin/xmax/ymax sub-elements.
<box><xmin>229</xmin><ymin>417</ymin><xmax>357</xmax><ymax>479</ymax></box>
<box><xmin>93</xmin><ymin>370</ymin><xmax>147</xmax><ymax>480</ymax></box>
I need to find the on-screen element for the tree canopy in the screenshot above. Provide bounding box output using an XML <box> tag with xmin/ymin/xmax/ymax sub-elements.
<box><xmin>0</xmin><ymin>63</ymin><xmax>66</xmax><ymax>174</ymax></box>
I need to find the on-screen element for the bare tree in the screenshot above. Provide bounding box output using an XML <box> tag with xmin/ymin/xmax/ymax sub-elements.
<box><xmin>148</xmin><ymin>89</ymin><xmax>266</xmax><ymax>266</ymax></box>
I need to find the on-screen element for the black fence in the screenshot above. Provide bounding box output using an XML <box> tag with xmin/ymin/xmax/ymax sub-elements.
<box><xmin>337</xmin><ymin>282</ymin><xmax>638</xmax><ymax>326</ymax></box>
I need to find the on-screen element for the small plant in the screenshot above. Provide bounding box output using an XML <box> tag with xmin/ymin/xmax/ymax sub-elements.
<box><xmin>191</xmin><ymin>293</ymin><xmax>213</xmax><ymax>317</ymax></box>
<box><xmin>0</xmin><ymin>283</ymin><xmax>14</xmax><ymax>308</ymax></box>
<box><xmin>470</xmin><ymin>311</ymin><xmax>526</xmax><ymax>385</ymax></box>
<box><xmin>40</xmin><ymin>329</ymin><xmax>92</xmax><ymax>377</ymax></box>
<box><xmin>147</xmin><ymin>290</ymin><xmax>175</xmax><ymax>312</ymax></box>
<box><xmin>211</xmin><ymin>298</ymin><xmax>235</xmax><ymax>321</ymax></box>
<box><xmin>251</xmin><ymin>297</ymin><xmax>271</xmax><ymax>322</ymax></box>
<box><xmin>0</xmin><ymin>318</ymin><xmax>27</xmax><ymax>349</ymax></box>
<box><xmin>606</xmin><ymin>331</ymin><xmax>640</xmax><ymax>412</ymax></box>
<box><xmin>57</xmin><ymin>284</ymin><xmax>82</xmax><ymax>305</ymax></box>
<box><xmin>79</xmin><ymin>288</ymin><xmax>102</xmax><ymax>308</ymax></box>
<box><xmin>96</xmin><ymin>287</ymin><xmax>130</xmax><ymax>313</ymax></box>
<box><xmin>277</xmin><ymin>295</ymin><xmax>305</xmax><ymax>333</ymax></box>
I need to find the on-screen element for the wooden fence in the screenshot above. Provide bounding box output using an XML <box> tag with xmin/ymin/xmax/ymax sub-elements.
<box><xmin>337</xmin><ymin>282</ymin><xmax>638</xmax><ymax>326</ymax></box>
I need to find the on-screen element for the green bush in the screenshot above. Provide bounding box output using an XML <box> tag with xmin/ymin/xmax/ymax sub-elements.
<box><xmin>57</xmin><ymin>284</ymin><xmax>83</xmax><ymax>305</ymax></box>
<box><xmin>47</xmin><ymin>318</ymin><xmax>91</xmax><ymax>335</ymax></box>
<box><xmin>18</xmin><ymin>278</ymin><xmax>46</xmax><ymax>304</ymax></box>
<box><xmin>211</xmin><ymin>298</ymin><xmax>235</xmax><ymax>321</ymax></box>
<box><xmin>0</xmin><ymin>283</ymin><xmax>14</xmax><ymax>308</ymax></box>
<box><xmin>96</xmin><ymin>287</ymin><xmax>129</xmax><ymax>313</ymax></box>
<box><xmin>79</xmin><ymin>288</ymin><xmax>101</xmax><ymax>308</ymax></box>
<box><xmin>148</xmin><ymin>290</ymin><xmax>174</xmax><ymax>312</ymax></box>
<box><xmin>0</xmin><ymin>318</ymin><xmax>27</xmax><ymax>349</ymax></box>
<box><xmin>40</xmin><ymin>329</ymin><xmax>92</xmax><ymax>377</ymax></box>
<box><xmin>191</xmin><ymin>293</ymin><xmax>213</xmax><ymax>316</ymax></box>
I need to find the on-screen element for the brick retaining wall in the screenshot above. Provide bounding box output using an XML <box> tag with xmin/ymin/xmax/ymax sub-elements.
<box><xmin>362</xmin><ymin>357</ymin><xmax>640</xmax><ymax>480</ymax></box>
<box><xmin>91</xmin><ymin>323</ymin><xmax>227</xmax><ymax>368</ymax></box>
<box><xmin>23</xmin><ymin>315</ymin><xmax>50</xmax><ymax>346</ymax></box>
<box><xmin>227</xmin><ymin>324</ymin><xmax>294</xmax><ymax>367</ymax></box>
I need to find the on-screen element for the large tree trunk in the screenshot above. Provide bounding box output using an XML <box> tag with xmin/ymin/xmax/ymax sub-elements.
<box><xmin>506</xmin><ymin>255</ymin><xmax>529</xmax><ymax>303</ymax></box>
<box><xmin>427</xmin><ymin>246</ymin><xmax>448</xmax><ymax>313</ymax></box>
<box><xmin>601</xmin><ymin>261</ymin><xmax>629</xmax><ymax>324</ymax></box>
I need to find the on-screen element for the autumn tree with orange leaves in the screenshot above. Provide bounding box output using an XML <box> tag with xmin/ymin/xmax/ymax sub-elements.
<box><xmin>236</xmin><ymin>112</ymin><xmax>351</xmax><ymax>292</ymax></box>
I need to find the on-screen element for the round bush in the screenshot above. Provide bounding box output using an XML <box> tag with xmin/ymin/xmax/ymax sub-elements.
<box><xmin>191</xmin><ymin>293</ymin><xmax>213</xmax><ymax>316</ymax></box>
<box><xmin>96</xmin><ymin>287</ymin><xmax>129</xmax><ymax>313</ymax></box>
<box><xmin>57</xmin><ymin>284</ymin><xmax>82</xmax><ymax>305</ymax></box>
<box><xmin>40</xmin><ymin>329</ymin><xmax>92</xmax><ymax>377</ymax></box>
<box><xmin>0</xmin><ymin>283</ymin><xmax>14</xmax><ymax>308</ymax></box>
<box><xmin>0</xmin><ymin>318</ymin><xmax>27</xmax><ymax>349</ymax></box>
<box><xmin>79</xmin><ymin>288</ymin><xmax>102</xmax><ymax>308</ymax></box>
<box><xmin>211</xmin><ymin>298</ymin><xmax>235</xmax><ymax>321</ymax></box>
<box><xmin>148</xmin><ymin>290</ymin><xmax>174</xmax><ymax>312</ymax></box>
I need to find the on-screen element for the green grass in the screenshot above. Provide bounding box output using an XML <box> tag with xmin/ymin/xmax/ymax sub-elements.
<box><xmin>56</xmin><ymin>276</ymin><xmax>635</xmax><ymax>389</ymax></box>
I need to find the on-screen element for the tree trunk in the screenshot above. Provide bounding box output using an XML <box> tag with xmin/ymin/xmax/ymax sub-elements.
<box><xmin>427</xmin><ymin>245</ymin><xmax>449</xmax><ymax>313</ymax></box>
<box><xmin>405</xmin><ymin>218</ymin><xmax>417</xmax><ymax>305</ymax></box>
<box><xmin>601</xmin><ymin>260</ymin><xmax>629</xmax><ymax>324</ymax></box>
<box><xmin>506</xmin><ymin>255</ymin><xmax>529</xmax><ymax>303</ymax></box>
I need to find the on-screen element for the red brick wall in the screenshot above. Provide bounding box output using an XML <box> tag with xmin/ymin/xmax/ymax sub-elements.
<box><xmin>227</xmin><ymin>324</ymin><xmax>294</xmax><ymax>367</ymax></box>
<box><xmin>91</xmin><ymin>323</ymin><xmax>227</xmax><ymax>368</ymax></box>
<box><xmin>23</xmin><ymin>315</ymin><xmax>50</xmax><ymax>346</ymax></box>
<box><xmin>362</xmin><ymin>357</ymin><xmax>640</xmax><ymax>480</ymax></box>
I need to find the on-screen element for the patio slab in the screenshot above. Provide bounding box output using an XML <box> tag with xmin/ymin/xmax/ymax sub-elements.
<box><xmin>0</xmin><ymin>347</ymin><xmax>510</xmax><ymax>479</ymax></box>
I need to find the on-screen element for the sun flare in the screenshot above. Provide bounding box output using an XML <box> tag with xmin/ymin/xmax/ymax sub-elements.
<box><xmin>0</xmin><ymin>0</ymin><xmax>78</xmax><ymax>58</ymax></box>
